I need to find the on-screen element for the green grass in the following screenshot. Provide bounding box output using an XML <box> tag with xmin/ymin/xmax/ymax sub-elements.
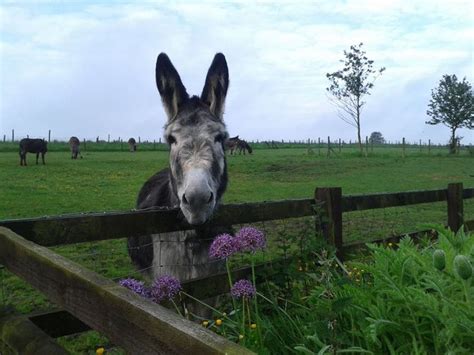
<box><xmin>0</xmin><ymin>146</ymin><xmax>473</xmax><ymax>353</ymax></box>
<box><xmin>0</xmin><ymin>147</ymin><xmax>473</xmax><ymax>219</ymax></box>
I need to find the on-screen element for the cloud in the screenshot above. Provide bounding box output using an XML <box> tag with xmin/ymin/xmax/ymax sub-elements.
<box><xmin>0</xmin><ymin>1</ymin><xmax>473</xmax><ymax>144</ymax></box>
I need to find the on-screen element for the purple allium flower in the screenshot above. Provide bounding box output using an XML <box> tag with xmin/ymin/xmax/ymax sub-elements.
<box><xmin>119</xmin><ymin>278</ymin><xmax>150</xmax><ymax>298</ymax></box>
<box><xmin>150</xmin><ymin>275</ymin><xmax>182</xmax><ymax>303</ymax></box>
<box><xmin>235</xmin><ymin>227</ymin><xmax>266</xmax><ymax>253</ymax></box>
<box><xmin>231</xmin><ymin>279</ymin><xmax>256</xmax><ymax>299</ymax></box>
<box><xmin>209</xmin><ymin>233</ymin><xmax>238</xmax><ymax>259</ymax></box>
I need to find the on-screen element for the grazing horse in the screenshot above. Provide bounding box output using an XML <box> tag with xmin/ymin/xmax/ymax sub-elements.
<box><xmin>68</xmin><ymin>136</ymin><xmax>82</xmax><ymax>159</ymax></box>
<box><xmin>128</xmin><ymin>138</ymin><xmax>137</xmax><ymax>152</ymax></box>
<box><xmin>128</xmin><ymin>53</ymin><xmax>230</xmax><ymax>303</ymax></box>
<box><xmin>237</xmin><ymin>139</ymin><xmax>252</xmax><ymax>155</ymax></box>
<box><xmin>19</xmin><ymin>138</ymin><xmax>47</xmax><ymax>166</ymax></box>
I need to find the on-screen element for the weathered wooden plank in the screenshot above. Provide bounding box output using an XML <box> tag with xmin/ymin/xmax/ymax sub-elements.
<box><xmin>0</xmin><ymin>315</ymin><xmax>68</xmax><ymax>354</ymax></box>
<box><xmin>0</xmin><ymin>199</ymin><xmax>315</xmax><ymax>246</ymax></box>
<box><xmin>341</xmin><ymin>188</ymin><xmax>448</xmax><ymax>212</ymax></box>
<box><xmin>16</xmin><ymin>260</ymin><xmax>285</xmax><ymax>340</ymax></box>
<box><xmin>0</xmin><ymin>227</ymin><xmax>253</xmax><ymax>355</ymax></box>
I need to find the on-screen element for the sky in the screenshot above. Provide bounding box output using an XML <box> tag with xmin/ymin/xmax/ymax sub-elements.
<box><xmin>0</xmin><ymin>0</ymin><xmax>473</xmax><ymax>144</ymax></box>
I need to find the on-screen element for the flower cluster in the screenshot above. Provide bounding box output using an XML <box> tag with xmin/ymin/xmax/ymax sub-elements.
<box><xmin>236</xmin><ymin>227</ymin><xmax>266</xmax><ymax>253</ymax></box>
<box><xmin>209</xmin><ymin>233</ymin><xmax>239</xmax><ymax>259</ymax></box>
<box><xmin>209</xmin><ymin>227</ymin><xmax>266</xmax><ymax>259</ymax></box>
<box><xmin>119</xmin><ymin>278</ymin><xmax>149</xmax><ymax>297</ymax></box>
<box><xmin>119</xmin><ymin>275</ymin><xmax>182</xmax><ymax>303</ymax></box>
<box><xmin>150</xmin><ymin>275</ymin><xmax>182</xmax><ymax>302</ymax></box>
<box><xmin>231</xmin><ymin>279</ymin><xmax>256</xmax><ymax>299</ymax></box>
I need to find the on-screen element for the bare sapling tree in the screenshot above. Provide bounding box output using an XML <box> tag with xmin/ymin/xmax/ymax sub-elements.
<box><xmin>426</xmin><ymin>74</ymin><xmax>474</xmax><ymax>154</ymax></box>
<box><xmin>326</xmin><ymin>43</ymin><xmax>385</xmax><ymax>154</ymax></box>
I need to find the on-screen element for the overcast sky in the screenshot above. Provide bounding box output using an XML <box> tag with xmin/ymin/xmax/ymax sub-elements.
<box><xmin>1</xmin><ymin>0</ymin><xmax>473</xmax><ymax>144</ymax></box>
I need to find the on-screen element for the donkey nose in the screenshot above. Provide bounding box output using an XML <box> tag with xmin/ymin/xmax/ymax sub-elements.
<box><xmin>182</xmin><ymin>190</ymin><xmax>213</xmax><ymax>207</ymax></box>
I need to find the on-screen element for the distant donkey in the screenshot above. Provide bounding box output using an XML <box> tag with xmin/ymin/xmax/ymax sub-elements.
<box><xmin>68</xmin><ymin>136</ymin><xmax>82</xmax><ymax>159</ymax></box>
<box><xmin>237</xmin><ymin>139</ymin><xmax>252</xmax><ymax>155</ymax></box>
<box><xmin>128</xmin><ymin>138</ymin><xmax>137</xmax><ymax>152</ymax></box>
<box><xmin>225</xmin><ymin>135</ymin><xmax>240</xmax><ymax>154</ymax></box>
<box><xmin>19</xmin><ymin>138</ymin><xmax>47</xmax><ymax>166</ymax></box>
<box><xmin>127</xmin><ymin>53</ymin><xmax>230</xmax><ymax>307</ymax></box>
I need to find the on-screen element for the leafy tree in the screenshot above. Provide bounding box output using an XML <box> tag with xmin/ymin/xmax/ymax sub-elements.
<box><xmin>326</xmin><ymin>43</ymin><xmax>385</xmax><ymax>154</ymax></box>
<box><xmin>369</xmin><ymin>131</ymin><xmax>385</xmax><ymax>144</ymax></box>
<box><xmin>426</xmin><ymin>74</ymin><xmax>474</xmax><ymax>154</ymax></box>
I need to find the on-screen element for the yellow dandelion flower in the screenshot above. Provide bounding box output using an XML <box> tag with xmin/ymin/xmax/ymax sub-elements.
<box><xmin>388</xmin><ymin>242</ymin><xmax>393</xmax><ymax>247</ymax></box>
<box><xmin>216</xmin><ymin>319</ymin><xmax>223</xmax><ymax>326</ymax></box>
<box><xmin>202</xmin><ymin>320</ymin><xmax>209</xmax><ymax>327</ymax></box>
<box><xmin>96</xmin><ymin>348</ymin><xmax>105</xmax><ymax>355</ymax></box>
<box><xmin>250</xmin><ymin>323</ymin><xmax>257</xmax><ymax>329</ymax></box>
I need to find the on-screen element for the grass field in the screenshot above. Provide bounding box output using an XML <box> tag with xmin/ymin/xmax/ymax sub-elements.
<box><xmin>0</xmin><ymin>145</ymin><xmax>473</xmax><ymax>353</ymax></box>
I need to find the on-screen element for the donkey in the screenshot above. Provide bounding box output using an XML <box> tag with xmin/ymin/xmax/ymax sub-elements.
<box><xmin>225</xmin><ymin>135</ymin><xmax>239</xmax><ymax>155</ymax></box>
<box><xmin>68</xmin><ymin>136</ymin><xmax>82</xmax><ymax>159</ymax></box>
<box><xmin>19</xmin><ymin>138</ymin><xmax>47</xmax><ymax>166</ymax></box>
<box><xmin>237</xmin><ymin>139</ymin><xmax>253</xmax><ymax>155</ymax></box>
<box><xmin>128</xmin><ymin>138</ymin><xmax>137</xmax><ymax>152</ymax></box>
<box><xmin>128</xmin><ymin>53</ymin><xmax>230</xmax><ymax>305</ymax></box>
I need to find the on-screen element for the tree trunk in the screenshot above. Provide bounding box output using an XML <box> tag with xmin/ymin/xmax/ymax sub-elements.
<box><xmin>356</xmin><ymin>98</ymin><xmax>362</xmax><ymax>155</ymax></box>
<box><xmin>449</xmin><ymin>128</ymin><xmax>457</xmax><ymax>154</ymax></box>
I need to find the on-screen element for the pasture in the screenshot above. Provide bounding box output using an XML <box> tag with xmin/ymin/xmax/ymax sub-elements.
<box><xmin>1</xmin><ymin>144</ymin><xmax>473</xmax><ymax>219</ymax></box>
<box><xmin>1</xmin><ymin>145</ymin><xmax>473</xmax><ymax>353</ymax></box>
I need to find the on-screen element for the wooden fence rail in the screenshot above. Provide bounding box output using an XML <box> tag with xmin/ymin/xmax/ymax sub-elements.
<box><xmin>1</xmin><ymin>186</ymin><xmax>472</xmax><ymax>248</ymax></box>
<box><xmin>0</xmin><ymin>227</ymin><xmax>252</xmax><ymax>355</ymax></box>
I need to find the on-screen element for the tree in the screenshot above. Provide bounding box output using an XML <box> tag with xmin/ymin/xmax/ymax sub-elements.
<box><xmin>369</xmin><ymin>131</ymin><xmax>385</xmax><ymax>145</ymax></box>
<box><xmin>326</xmin><ymin>43</ymin><xmax>385</xmax><ymax>154</ymax></box>
<box><xmin>426</xmin><ymin>74</ymin><xmax>474</xmax><ymax>154</ymax></box>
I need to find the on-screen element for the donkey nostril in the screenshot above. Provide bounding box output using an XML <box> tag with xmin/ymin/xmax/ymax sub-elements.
<box><xmin>182</xmin><ymin>194</ymin><xmax>189</xmax><ymax>204</ymax></box>
<box><xmin>208</xmin><ymin>192</ymin><xmax>214</xmax><ymax>203</ymax></box>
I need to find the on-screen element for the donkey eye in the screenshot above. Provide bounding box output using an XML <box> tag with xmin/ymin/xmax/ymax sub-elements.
<box><xmin>167</xmin><ymin>135</ymin><xmax>177</xmax><ymax>145</ymax></box>
<box><xmin>214</xmin><ymin>134</ymin><xmax>224</xmax><ymax>143</ymax></box>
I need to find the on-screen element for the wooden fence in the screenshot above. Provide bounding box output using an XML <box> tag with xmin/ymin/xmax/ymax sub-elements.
<box><xmin>1</xmin><ymin>183</ymin><xmax>473</xmax><ymax>353</ymax></box>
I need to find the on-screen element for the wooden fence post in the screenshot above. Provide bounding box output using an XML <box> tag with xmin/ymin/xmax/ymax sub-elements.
<box><xmin>12</xmin><ymin>129</ymin><xmax>14</xmax><ymax>142</ymax></box>
<box><xmin>365</xmin><ymin>136</ymin><xmax>369</xmax><ymax>157</ymax></box>
<box><xmin>327</xmin><ymin>136</ymin><xmax>330</xmax><ymax>157</ymax></box>
<box><xmin>83</xmin><ymin>138</ymin><xmax>86</xmax><ymax>151</ymax></box>
<box><xmin>428</xmin><ymin>139</ymin><xmax>431</xmax><ymax>154</ymax></box>
<box><xmin>402</xmin><ymin>137</ymin><xmax>406</xmax><ymax>158</ymax></box>
<box><xmin>315</xmin><ymin>187</ymin><xmax>343</xmax><ymax>260</ymax></box>
<box><xmin>447</xmin><ymin>182</ymin><xmax>464</xmax><ymax>232</ymax></box>
<box><xmin>48</xmin><ymin>130</ymin><xmax>51</xmax><ymax>142</ymax></box>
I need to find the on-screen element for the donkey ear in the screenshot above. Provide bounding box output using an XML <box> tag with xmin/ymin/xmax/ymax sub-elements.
<box><xmin>201</xmin><ymin>53</ymin><xmax>229</xmax><ymax>120</ymax></box>
<box><xmin>155</xmin><ymin>53</ymin><xmax>189</xmax><ymax>120</ymax></box>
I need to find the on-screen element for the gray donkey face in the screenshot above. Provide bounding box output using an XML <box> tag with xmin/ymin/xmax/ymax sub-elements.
<box><xmin>156</xmin><ymin>53</ymin><xmax>230</xmax><ymax>225</ymax></box>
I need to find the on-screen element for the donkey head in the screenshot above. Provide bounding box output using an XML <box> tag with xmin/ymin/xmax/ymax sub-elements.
<box><xmin>156</xmin><ymin>53</ymin><xmax>229</xmax><ymax>225</ymax></box>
